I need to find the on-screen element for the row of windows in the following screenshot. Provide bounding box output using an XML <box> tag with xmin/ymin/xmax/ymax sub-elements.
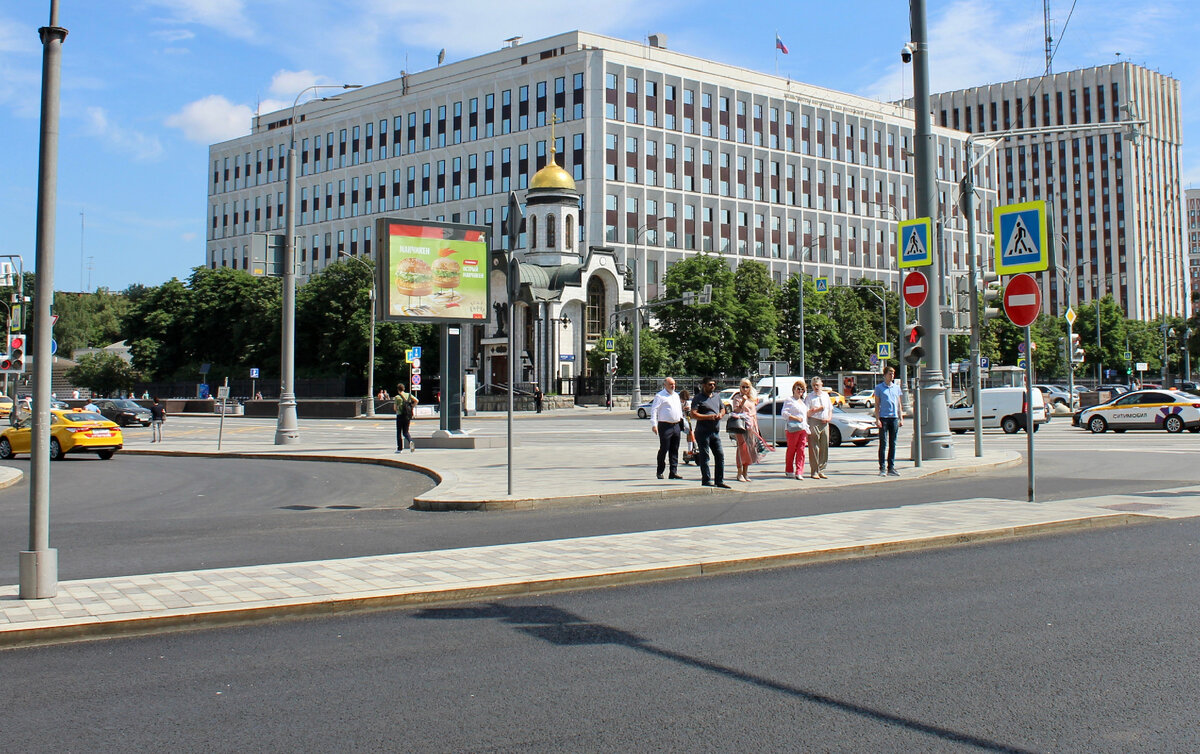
<box><xmin>214</xmin><ymin>74</ymin><xmax>587</xmax><ymax>195</ymax></box>
<box><xmin>940</xmin><ymin>82</ymin><xmax>1122</xmax><ymax>134</ymax></box>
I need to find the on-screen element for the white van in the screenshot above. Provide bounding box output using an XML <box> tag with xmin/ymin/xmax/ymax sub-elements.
<box><xmin>754</xmin><ymin>376</ymin><xmax>807</xmax><ymax>401</ymax></box>
<box><xmin>947</xmin><ymin>387</ymin><xmax>1049</xmax><ymax>434</ymax></box>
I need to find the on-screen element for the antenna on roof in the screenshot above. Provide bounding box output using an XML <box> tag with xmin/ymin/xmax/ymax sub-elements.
<box><xmin>504</xmin><ymin>36</ymin><xmax>521</xmax><ymax>48</ymax></box>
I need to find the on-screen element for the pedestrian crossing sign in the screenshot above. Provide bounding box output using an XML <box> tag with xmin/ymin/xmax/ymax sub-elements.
<box><xmin>994</xmin><ymin>200</ymin><xmax>1048</xmax><ymax>275</ymax></box>
<box><xmin>897</xmin><ymin>217</ymin><xmax>932</xmax><ymax>269</ymax></box>
<box><xmin>814</xmin><ymin>277</ymin><xmax>829</xmax><ymax>294</ymax></box>
<box><xmin>877</xmin><ymin>342</ymin><xmax>892</xmax><ymax>360</ymax></box>
<box><xmin>603</xmin><ymin>337</ymin><xmax>615</xmax><ymax>351</ymax></box>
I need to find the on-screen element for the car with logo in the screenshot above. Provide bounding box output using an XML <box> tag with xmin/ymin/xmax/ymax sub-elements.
<box><xmin>847</xmin><ymin>389</ymin><xmax>877</xmax><ymax>408</ymax></box>
<box><xmin>1075</xmin><ymin>389</ymin><xmax>1200</xmax><ymax>434</ymax></box>
<box><xmin>0</xmin><ymin>409</ymin><xmax>124</xmax><ymax>460</ymax></box>
<box><xmin>93</xmin><ymin>398</ymin><xmax>152</xmax><ymax>427</ymax></box>
<box><xmin>755</xmin><ymin>399</ymin><xmax>878</xmax><ymax>447</ymax></box>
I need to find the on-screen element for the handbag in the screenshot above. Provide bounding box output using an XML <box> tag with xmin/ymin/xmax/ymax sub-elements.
<box><xmin>786</xmin><ymin>419</ymin><xmax>804</xmax><ymax>433</ymax></box>
<box><xmin>726</xmin><ymin>416</ymin><xmax>746</xmax><ymax>434</ymax></box>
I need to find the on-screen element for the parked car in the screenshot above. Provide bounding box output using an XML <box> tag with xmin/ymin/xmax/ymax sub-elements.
<box><xmin>847</xmin><ymin>389</ymin><xmax>876</xmax><ymax>408</ymax></box>
<box><xmin>718</xmin><ymin>387</ymin><xmax>738</xmax><ymax>410</ymax></box>
<box><xmin>755</xmin><ymin>399</ymin><xmax>878</xmax><ymax>447</ymax></box>
<box><xmin>1034</xmin><ymin>384</ymin><xmax>1074</xmax><ymax>409</ymax></box>
<box><xmin>947</xmin><ymin>387</ymin><xmax>1049</xmax><ymax>434</ymax></box>
<box><xmin>93</xmin><ymin>398</ymin><xmax>152</xmax><ymax>427</ymax></box>
<box><xmin>0</xmin><ymin>409</ymin><xmax>123</xmax><ymax>460</ymax></box>
<box><xmin>635</xmin><ymin>400</ymin><xmax>652</xmax><ymax>419</ymax></box>
<box><xmin>1075</xmin><ymin>389</ymin><xmax>1200</xmax><ymax>434</ymax></box>
<box><xmin>0</xmin><ymin>395</ymin><xmax>12</xmax><ymax>418</ymax></box>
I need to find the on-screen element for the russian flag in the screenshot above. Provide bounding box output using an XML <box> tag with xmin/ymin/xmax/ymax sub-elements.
<box><xmin>776</xmin><ymin>35</ymin><xmax>789</xmax><ymax>54</ymax></box>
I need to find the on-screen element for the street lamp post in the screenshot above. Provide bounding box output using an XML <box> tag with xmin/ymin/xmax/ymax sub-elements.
<box><xmin>338</xmin><ymin>250</ymin><xmax>376</xmax><ymax>416</ymax></box>
<box><xmin>277</xmin><ymin>83</ymin><xmax>361</xmax><ymax>445</ymax></box>
<box><xmin>630</xmin><ymin>217</ymin><xmax>666</xmax><ymax>406</ymax></box>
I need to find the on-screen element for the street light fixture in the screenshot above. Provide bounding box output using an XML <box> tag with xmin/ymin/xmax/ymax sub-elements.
<box><xmin>277</xmin><ymin>83</ymin><xmax>361</xmax><ymax>445</ymax></box>
<box><xmin>337</xmin><ymin>250</ymin><xmax>376</xmax><ymax>417</ymax></box>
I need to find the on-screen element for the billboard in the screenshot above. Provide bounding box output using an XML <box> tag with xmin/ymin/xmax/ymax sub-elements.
<box><xmin>376</xmin><ymin>218</ymin><xmax>490</xmax><ymax>323</ymax></box>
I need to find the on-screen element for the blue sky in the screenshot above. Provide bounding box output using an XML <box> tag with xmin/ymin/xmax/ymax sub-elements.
<box><xmin>1</xmin><ymin>0</ymin><xmax>1196</xmax><ymax>292</ymax></box>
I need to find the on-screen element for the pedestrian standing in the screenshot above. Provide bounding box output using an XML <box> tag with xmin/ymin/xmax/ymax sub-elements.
<box><xmin>730</xmin><ymin>379</ymin><xmax>762</xmax><ymax>482</ymax></box>
<box><xmin>650</xmin><ymin>377</ymin><xmax>684</xmax><ymax>480</ymax></box>
<box><xmin>690</xmin><ymin>377</ymin><xmax>731</xmax><ymax>488</ymax></box>
<box><xmin>394</xmin><ymin>384</ymin><xmax>419</xmax><ymax>453</ymax></box>
<box><xmin>533</xmin><ymin>384</ymin><xmax>544</xmax><ymax>413</ymax></box>
<box><xmin>781</xmin><ymin>379</ymin><xmax>809</xmax><ymax>479</ymax></box>
<box><xmin>873</xmin><ymin>366</ymin><xmax>905</xmax><ymax>476</ymax></box>
<box><xmin>678</xmin><ymin>389</ymin><xmax>696</xmax><ymax>464</ymax></box>
<box><xmin>805</xmin><ymin>376</ymin><xmax>833</xmax><ymax>479</ymax></box>
<box><xmin>150</xmin><ymin>397</ymin><xmax>166</xmax><ymax>443</ymax></box>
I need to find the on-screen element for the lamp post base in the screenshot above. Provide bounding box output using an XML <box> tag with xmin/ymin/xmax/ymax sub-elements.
<box><xmin>275</xmin><ymin>394</ymin><xmax>300</xmax><ymax>445</ymax></box>
<box><xmin>18</xmin><ymin>548</ymin><xmax>58</xmax><ymax>600</ymax></box>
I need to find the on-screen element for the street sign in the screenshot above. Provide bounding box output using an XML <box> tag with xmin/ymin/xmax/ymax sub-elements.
<box><xmin>603</xmin><ymin>337</ymin><xmax>615</xmax><ymax>351</ymax></box>
<box><xmin>1064</xmin><ymin>307</ymin><xmax>1076</xmax><ymax>326</ymax></box>
<box><xmin>411</xmin><ymin>346</ymin><xmax>422</xmax><ymax>359</ymax></box>
<box><xmin>412</xmin><ymin>373</ymin><xmax>423</xmax><ymax>386</ymax></box>
<box><xmin>876</xmin><ymin>342</ymin><xmax>892</xmax><ymax>360</ymax></box>
<box><xmin>50</xmin><ymin>314</ymin><xmax>59</xmax><ymax>327</ymax></box>
<box><xmin>412</xmin><ymin>357</ymin><xmax>421</xmax><ymax>369</ymax></box>
<box><xmin>1017</xmin><ymin>342</ymin><xmax>1025</xmax><ymax>354</ymax></box>
<box><xmin>814</xmin><ymin>277</ymin><xmax>829</xmax><ymax>294</ymax></box>
<box><xmin>1136</xmin><ymin>361</ymin><xmax>1148</xmax><ymax>372</ymax></box>
<box><xmin>1124</xmin><ymin>351</ymin><xmax>1132</xmax><ymax>361</ymax></box>
<box><xmin>1003</xmin><ymin>273</ymin><xmax>1042</xmax><ymax>327</ymax></box>
<box><xmin>249</xmin><ymin>367</ymin><xmax>260</xmax><ymax>379</ymax></box>
<box><xmin>405</xmin><ymin>349</ymin><xmax>415</xmax><ymax>363</ymax></box>
<box><xmin>902</xmin><ymin>270</ymin><xmax>929</xmax><ymax>308</ymax></box>
<box><xmin>980</xmin><ymin>356</ymin><xmax>990</xmax><ymax>369</ymax></box>
<box><xmin>869</xmin><ymin>354</ymin><xmax>879</xmax><ymax>366</ymax></box>
<box><xmin>1017</xmin><ymin>357</ymin><xmax>1027</xmax><ymax>369</ymax></box>
<box><xmin>559</xmin><ymin>354</ymin><xmax>575</xmax><ymax>361</ymax></box>
<box><xmin>757</xmin><ymin>360</ymin><xmax>789</xmax><ymax>376</ymax></box>
<box><xmin>49</xmin><ymin>338</ymin><xmax>57</xmax><ymax>355</ymax></box>
<box><xmin>994</xmin><ymin>200</ymin><xmax>1048</xmax><ymax>274</ymax></box>
<box><xmin>217</xmin><ymin>386</ymin><xmax>230</xmax><ymax>400</ymax></box>
<box><xmin>897</xmin><ymin>217</ymin><xmax>933</xmax><ymax>269</ymax></box>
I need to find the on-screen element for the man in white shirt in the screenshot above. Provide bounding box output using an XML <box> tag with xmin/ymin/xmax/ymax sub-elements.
<box><xmin>650</xmin><ymin>377</ymin><xmax>685</xmax><ymax>479</ymax></box>
<box><xmin>805</xmin><ymin>376</ymin><xmax>833</xmax><ymax>479</ymax></box>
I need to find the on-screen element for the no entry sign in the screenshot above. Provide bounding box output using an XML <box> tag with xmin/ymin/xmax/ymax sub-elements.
<box><xmin>902</xmin><ymin>270</ymin><xmax>929</xmax><ymax>308</ymax></box>
<box><xmin>1003</xmin><ymin>272</ymin><xmax>1042</xmax><ymax>327</ymax></box>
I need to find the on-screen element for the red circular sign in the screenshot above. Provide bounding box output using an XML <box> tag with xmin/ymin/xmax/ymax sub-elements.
<box><xmin>902</xmin><ymin>270</ymin><xmax>929</xmax><ymax>308</ymax></box>
<box><xmin>1003</xmin><ymin>273</ymin><xmax>1042</xmax><ymax>327</ymax></box>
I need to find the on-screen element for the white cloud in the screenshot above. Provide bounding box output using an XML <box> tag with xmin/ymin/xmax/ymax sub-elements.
<box><xmin>144</xmin><ymin>0</ymin><xmax>254</xmax><ymax>40</ymax></box>
<box><xmin>180</xmin><ymin>232</ymin><xmax>198</xmax><ymax>242</ymax></box>
<box><xmin>151</xmin><ymin>29</ymin><xmax>196</xmax><ymax>43</ymax></box>
<box><xmin>164</xmin><ymin>94</ymin><xmax>253</xmax><ymax>143</ymax></box>
<box><xmin>85</xmin><ymin>106</ymin><xmax>164</xmax><ymax>161</ymax></box>
<box><xmin>268</xmin><ymin>69</ymin><xmax>328</xmax><ymax>98</ymax></box>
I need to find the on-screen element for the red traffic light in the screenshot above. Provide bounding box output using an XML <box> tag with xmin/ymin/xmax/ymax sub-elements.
<box><xmin>9</xmin><ymin>336</ymin><xmax>23</xmax><ymax>350</ymax></box>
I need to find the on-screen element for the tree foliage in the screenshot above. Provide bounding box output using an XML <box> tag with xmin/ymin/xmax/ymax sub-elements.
<box><xmin>65</xmin><ymin>352</ymin><xmax>141</xmax><ymax>397</ymax></box>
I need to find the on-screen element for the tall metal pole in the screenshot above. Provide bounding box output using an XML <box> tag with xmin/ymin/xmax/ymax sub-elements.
<box><xmin>632</xmin><ymin>246</ymin><xmax>641</xmax><ymax>406</ymax></box>
<box><xmin>962</xmin><ymin>138</ymin><xmax>983</xmax><ymax>456</ymax></box>
<box><xmin>910</xmin><ymin>0</ymin><xmax>953</xmax><ymax>459</ymax></box>
<box><xmin>20</xmin><ymin>1</ymin><xmax>67</xmax><ymax>599</ymax></box>
<box><xmin>798</xmin><ymin>272</ymin><xmax>805</xmax><ymax>379</ymax></box>
<box><xmin>1024</xmin><ymin>325</ymin><xmax>1036</xmax><ymax>502</ymax></box>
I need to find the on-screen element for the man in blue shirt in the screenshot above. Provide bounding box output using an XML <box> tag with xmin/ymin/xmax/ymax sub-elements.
<box><xmin>873</xmin><ymin>366</ymin><xmax>905</xmax><ymax>477</ymax></box>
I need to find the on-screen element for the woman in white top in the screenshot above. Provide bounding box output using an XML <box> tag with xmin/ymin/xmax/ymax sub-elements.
<box><xmin>730</xmin><ymin>378</ymin><xmax>762</xmax><ymax>482</ymax></box>
<box><xmin>781</xmin><ymin>379</ymin><xmax>809</xmax><ymax>479</ymax></box>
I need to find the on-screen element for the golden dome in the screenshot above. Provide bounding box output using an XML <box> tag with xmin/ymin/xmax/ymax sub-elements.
<box><xmin>529</xmin><ymin>154</ymin><xmax>576</xmax><ymax>191</ymax></box>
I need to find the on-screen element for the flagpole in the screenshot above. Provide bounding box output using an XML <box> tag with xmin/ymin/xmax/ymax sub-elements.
<box><xmin>774</xmin><ymin>30</ymin><xmax>779</xmax><ymax>76</ymax></box>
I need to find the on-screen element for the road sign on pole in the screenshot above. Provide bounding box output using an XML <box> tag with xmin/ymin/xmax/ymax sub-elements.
<box><xmin>902</xmin><ymin>270</ymin><xmax>929</xmax><ymax>308</ymax></box>
<box><xmin>1064</xmin><ymin>307</ymin><xmax>1076</xmax><ymax>327</ymax></box>
<box><xmin>876</xmin><ymin>343</ymin><xmax>892</xmax><ymax>360</ymax></box>
<box><xmin>814</xmin><ymin>277</ymin><xmax>829</xmax><ymax>294</ymax></box>
<box><xmin>897</xmin><ymin>217</ymin><xmax>933</xmax><ymax>268</ymax></box>
<box><xmin>994</xmin><ymin>200</ymin><xmax>1048</xmax><ymax>275</ymax></box>
<box><xmin>1003</xmin><ymin>273</ymin><xmax>1042</xmax><ymax>327</ymax></box>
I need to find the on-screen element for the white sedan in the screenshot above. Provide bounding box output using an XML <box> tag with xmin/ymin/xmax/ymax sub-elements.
<box><xmin>755</xmin><ymin>400</ymin><xmax>878</xmax><ymax>447</ymax></box>
<box><xmin>1077</xmin><ymin>389</ymin><xmax>1200</xmax><ymax>434</ymax></box>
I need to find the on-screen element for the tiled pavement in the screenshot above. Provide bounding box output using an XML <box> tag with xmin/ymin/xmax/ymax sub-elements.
<box><xmin>5</xmin><ymin>485</ymin><xmax>1200</xmax><ymax>647</ymax></box>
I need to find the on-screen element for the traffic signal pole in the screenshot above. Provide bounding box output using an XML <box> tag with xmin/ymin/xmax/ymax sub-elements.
<box><xmin>962</xmin><ymin>138</ymin><xmax>983</xmax><ymax>457</ymax></box>
<box><xmin>910</xmin><ymin>0</ymin><xmax>954</xmax><ymax>460</ymax></box>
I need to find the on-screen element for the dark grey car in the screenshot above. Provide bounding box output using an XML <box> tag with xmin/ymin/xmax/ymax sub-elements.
<box><xmin>95</xmin><ymin>398</ymin><xmax>152</xmax><ymax>427</ymax></box>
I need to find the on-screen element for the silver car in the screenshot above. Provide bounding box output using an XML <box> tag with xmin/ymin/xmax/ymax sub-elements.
<box><xmin>754</xmin><ymin>399</ymin><xmax>878</xmax><ymax>447</ymax></box>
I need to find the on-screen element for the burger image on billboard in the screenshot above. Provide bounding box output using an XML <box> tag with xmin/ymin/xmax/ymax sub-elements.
<box><xmin>395</xmin><ymin>258</ymin><xmax>433</xmax><ymax>297</ymax></box>
<box><xmin>432</xmin><ymin>256</ymin><xmax>462</xmax><ymax>289</ymax></box>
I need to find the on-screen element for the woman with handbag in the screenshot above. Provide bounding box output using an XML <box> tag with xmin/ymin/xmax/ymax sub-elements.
<box><xmin>730</xmin><ymin>379</ymin><xmax>762</xmax><ymax>482</ymax></box>
<box><xmin>781</xmin><ymin>379</ymin><xmax>809</xmax><ymax>479</ymax></box>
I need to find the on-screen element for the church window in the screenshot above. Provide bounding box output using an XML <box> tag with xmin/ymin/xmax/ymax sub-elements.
<box><xmin>529</xmin><ymin>215</ymin><xmax>537</xmax><ymax>249</ymax></box>
<box><xmin>547</xmin><ymin>213</ymin><xmax>556</xmax><ymax>248</ymax></box>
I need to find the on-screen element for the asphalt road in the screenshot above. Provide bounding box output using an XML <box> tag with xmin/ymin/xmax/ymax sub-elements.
<box><xmin>3</xmin><ymin>516</ymin><xmax>1197</xmax><ymax>752</ymax></box>
<box><xmin>1</xmin><ymin>415</ymin><xmax>1196</xmax><ymax>581</ymax></box>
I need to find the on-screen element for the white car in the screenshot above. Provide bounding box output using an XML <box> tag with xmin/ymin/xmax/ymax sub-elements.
<box><xmin>948</xmin><ymin>387</ymin><xmax>1049</xmax><ymax>434</ymax></box>
<box><xmin>754</xmin><ymin>399</ymin><xmax>878</xmax><ymax>447</ymax></box>
<box><xmin>847</xmin><ymin>389</ymin><xmax>876</xmax><ymax>408</ymax></box>
<box><xmin>1077</xmin><ymin>389</ymin><xmax>1200</xmax><ymax>434</ymax></box>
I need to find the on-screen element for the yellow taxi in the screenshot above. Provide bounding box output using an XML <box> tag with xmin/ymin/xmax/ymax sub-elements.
<box><xmin>0</xmin><ymin>395</ymin><xmax>12</xmax><ymax>418</ymax></box>
<box><xmin>0</xmin><ymin>409</ymin><xmax>124</xmax><ymax>460</ymax></box>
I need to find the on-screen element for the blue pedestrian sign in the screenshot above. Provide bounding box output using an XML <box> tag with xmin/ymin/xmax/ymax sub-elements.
<box><xmin>814</xmin><ymin>277</ymin><xmax>829</xmax><ymax>294</ymax></box>
<box><xmin>994</xmin><ymin>200</ymin><xmax>1048</xmax><ymax>275</ymax></box>
<box><xmin>897</xmin><ymin>217</ymin><xmax>933</xmax><ymax>269</ymax></box>
<box><xmin>876</xmin><ymin>342</ymin><xmax>892</xmax><ymax>360</ymax></box>
<box><xmin>249</xmin><ymin>367</ymin><xmax>260</xmax><ymax>379</ymax></box>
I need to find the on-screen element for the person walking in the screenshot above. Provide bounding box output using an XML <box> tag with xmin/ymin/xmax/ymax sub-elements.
<box><xmin>689</xmin><ymin>377</ymin><xmax>731</xmax><ymax>488</ymax></box>
<box><xmin>394</xmin><ymin>384</ymin><xmax>419</xmax><ymax>453</ymax></box>
<box><xmin>873</xmin><ymin>366</ymin><xmax>905</xmax><ymax>476</ymax></box>
<box><xmin>649</xmin><ymin>377</ymin><xmax>684</xmax><ymax>479</ymax></box>
<box><xmin>781</xmin><ymin>379</ymin><xmax>809</xmax><ymax>479</ymax></box>
<box><xmin>805</xmin><ymin>376</ymin><xmax>833</xmax><ymax>479</ymax></box>
<box><xmin>149</xmin><ymin>397</ymin><xmax>166</xmax><ymax>443</ymax></box>
<box><xmin>533</xmin><ymin>384</ymin><xmax>544</xmax><ymax>413</ymax></box>
<box><xmin>730</xmin><ymin>378</ymin><xmax>762</xmax><ymax>482</ymax></box>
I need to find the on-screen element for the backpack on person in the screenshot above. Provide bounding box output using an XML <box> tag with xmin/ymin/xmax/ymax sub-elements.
<box><xmin>399</xmin><ymin>393</ymin><xmax>415</xmax><ymax>420</ymax></box>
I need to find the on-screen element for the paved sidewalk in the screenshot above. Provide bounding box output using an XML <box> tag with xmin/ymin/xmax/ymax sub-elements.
<box><xmin>4</xmin><ymin>484</ymin><xmax>1199</xmax><ymax>647</ymax></box>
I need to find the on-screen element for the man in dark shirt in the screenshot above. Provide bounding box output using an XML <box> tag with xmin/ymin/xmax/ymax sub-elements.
<box><xmin>690</xmin><ymin>377</ymin><xmax>731</xmax><ymax>488</ymax></box>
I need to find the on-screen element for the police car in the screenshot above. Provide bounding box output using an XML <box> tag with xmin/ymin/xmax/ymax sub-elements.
<box><xmin>1075</xmin><ymin>389</ymin><xmax>1200</xmax><ymax>434</ymax></box>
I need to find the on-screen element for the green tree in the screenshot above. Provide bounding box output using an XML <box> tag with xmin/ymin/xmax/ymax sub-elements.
<box><xmin>727</xmin><ymin>261</ymin><xmax>779</xmax><ymax>373</ymax></box>
<box><xmin>65</xmin><ymin>352</ymin><xmax>141</xmax><ymax>397</ymax></box>
<box><xmin>123</xmin><ymin>277</ymin><xmax>193</xmax><ymax>378</ymax></box>
<box><xmin>52</xmin><ymin>289</ymin><xmax>130</xmax><ymax>357</ymax></box>
<box><xmin>586</xmin><ymin>328</ymin><xmax>682</xmax><ymax>378</ymax></box>
<box><xmin>653</xmin><ymin>254</ymin><xmax>738</xmax><ymax>375</ymax></box>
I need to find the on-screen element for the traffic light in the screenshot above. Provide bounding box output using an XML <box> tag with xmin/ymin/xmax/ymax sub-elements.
<box><xmin>982</xmin><ymin>271</ymin><xmax>1003</xmax><ymax>322</ymax></box>
<box><xmin>903</xmin><ymin>323</ymin><xmax>926</xmax><ymax>366</ymax></box>
<box><xmin>1070</xmin><ymin>332</ymin><xmax>1084</xmax><ymax>363</ymax></box>
<box><xmin>683</xmin><ymin>291</ymin><xmax>696</xmax><ymax>306</ymax></box>
<box><xmin>699</xmin><ymin>284</ymin><xmax>712</xmax><ymax>305</ymax></box>
<box><xmin>1</xmin><ymin>335</ymin><xmax>24</xmax><ymax>373</ymax></box>
<box><xmin>609</xmin><ymin>352</ymin><xmax>619</xmax><ymax>375</ymax></box>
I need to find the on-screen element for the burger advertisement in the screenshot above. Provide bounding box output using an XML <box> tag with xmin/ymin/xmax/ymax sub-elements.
<box><xmin>377</xmin><ymin>219</ymin><xmax>490</xmax><ymax>323</ymax></box>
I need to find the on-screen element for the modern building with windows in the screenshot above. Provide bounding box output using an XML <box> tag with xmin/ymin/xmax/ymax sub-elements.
<box><xmin>1187</xmin><ymin>187</ymin><xmax>1200</xmax><ymax>300</ymax></box>
<box><xmin>206</xmin><ymin>30</ymin><xmax>995</xmax><ymax>389</ymax></box>
<box><xmin>929</xmin><ymin>64</ymin><xmax>1186</xmax><ymax>321</ymax></box>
